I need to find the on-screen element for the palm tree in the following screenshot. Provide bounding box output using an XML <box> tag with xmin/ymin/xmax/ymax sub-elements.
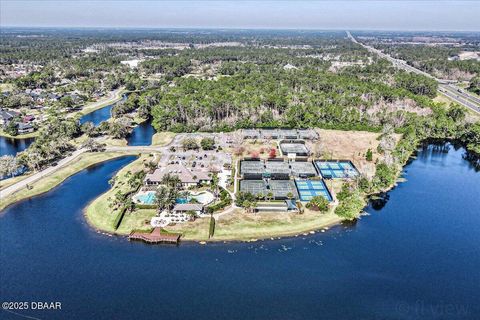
<box><xmin>155</xmin><ymin>186</ymin><xmax>169</xmax><ymax>212</ymax></box>
<box><xmin>186</xmin><ymin>210</ymin><xmax>197</xmax><ymax>221</ymax></box>
<box><xmin>161</xmin><ymin>173</ymin><xmax>182</xmax><ymax>190</ymax></box>
<box><xmin>211</xmin><ymin>172</ymin><xmax>219</xmax><ymax>198</ymax></box>
<box><xmin>125</xmin><ymin>199</ymin><xmax>135</xmax><ymax>213</ymax></box>
<box><xmin>243</xmin><ymin>200</ymin><xmax>252</xmax><ymax>213</ymax></box>
<box><xmin>267</xmin><ymin>191</ymin><xmax>274</xmax><ymax>201</ymax></box>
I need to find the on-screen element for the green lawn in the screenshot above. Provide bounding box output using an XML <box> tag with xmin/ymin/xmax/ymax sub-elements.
<box><xmin>0</xmin><ymin>152</ymin><xmax>138</xmax><ymax>211</ymax></box>
<box><xmin>151</xmin><ymin>132</ymin><xmax>176</xmax><ymax>146</ymax></box>
<box><xmin>84</xmin><ymin>154</ymin><xmax>152</xmax><ymax>234</ymax></box>
<box><xmin>163</xmin><ymin>207</ymin><xmax>341</xmax><ymax>242</ymax></box>
<box><xmin>0</xmin><ymin>130</ymin><xmax>39</xmax><ymax>139</ymax></box>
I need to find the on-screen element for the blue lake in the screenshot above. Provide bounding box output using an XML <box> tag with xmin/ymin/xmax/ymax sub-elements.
<box><xmin>126</xmin><ymin>118</ymin><xmax>155</xmax><ymax>146</ymax></box>
<box><xmin>0</xmin><ymin>144</ymin><xmax>479</xmax><ymax>319</ymax></box>
<box><xmin>0</xmin><ymin>136</ymin><xmax>34</xmax><ymax>156</ymax></box>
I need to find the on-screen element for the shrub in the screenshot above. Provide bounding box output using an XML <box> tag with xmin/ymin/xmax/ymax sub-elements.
<box><xmin>209</xmin><ymin>217</ymin><xmax>215</xmax><ymax>238</ymax></box>
<box><xmin>182</xmin><ymin>138</ymin><xmax>199</xmax><ymax>150</ymax></box>
<box><xmin>373</xmin><ymin>162</ymin><xmax>397</xmax><ymax>189</ymax></box>
<box><xmin>335</xmin><ymin>192</ymin><xmax>366</xmax><ymax>220</ymax></box>
<box><xmin>306</xmin><ymin>195</ymin><xmax>329</xmax><ymax>212</ymax></box>
<box><xmin>366</xmin><ymin>148</ymin><xmax>373</xmax><ymax>161</ymax></box>
<box><xmin>200</xmin><ymin>137</ymin><xmax>215</xmax><ymax>150</ymax></box>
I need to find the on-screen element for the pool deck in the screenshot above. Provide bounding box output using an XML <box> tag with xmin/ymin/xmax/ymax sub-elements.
<box><xmin>129</xmin><ymin>228</ymin><xmax>181</xmax><ymax>244</ymax></box>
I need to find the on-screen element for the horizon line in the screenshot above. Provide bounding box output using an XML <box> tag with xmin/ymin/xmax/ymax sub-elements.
<box><xmin>2</xmin><ymin>26</ymin><xmax>479</xmax><ymax>33</ymax></box>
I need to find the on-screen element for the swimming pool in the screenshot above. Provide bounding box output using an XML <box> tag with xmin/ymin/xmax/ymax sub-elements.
<box><xmin>314</xmin><ymin>160</ymin><xmax>359</xmax><ymax>179</ymax></box>
<box><xmin>176</xmin><ymin>191</ymin><xmax>215</xmax><ymax>205</ymax></box>
<box><xmin>176</xmin><ymin>197</ymin><xmax>189</xmax><ymax>204</ymax></box>
<box><xmin>295</xmin><ymin>179</ymin><xmax>333</xmax><ymax>202</ymax></box>
<box><xmin>134</xmin><ymin>191</ymin><xmax>156</xmax><ymax>205</ymax></box>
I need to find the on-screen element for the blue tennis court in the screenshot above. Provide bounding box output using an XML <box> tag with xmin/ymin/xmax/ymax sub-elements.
<box><xmin>314</xmin><ymin>161</ymin><xmax>359</xmax><ymax>179</ymax></box>
<box><xmin>295</xmin><ymin>179</ymin><xmax>333</xmax><ymax>202</ymax></box>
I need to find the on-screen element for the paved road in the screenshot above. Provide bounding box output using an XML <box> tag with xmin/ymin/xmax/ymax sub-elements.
<box><xmin>346</xmin><ymin>31</ymin><xmax>480</xmax><ymax>114</ymax></box>
<box><xmin>0</xmin><ymin>148</ymin><xmax>86</xmax><ymax>200</ymax></box>
<box><xmin>1</xmin><ymin>133</ymin><xmax>234</xmax><ymax>199</ymax></box>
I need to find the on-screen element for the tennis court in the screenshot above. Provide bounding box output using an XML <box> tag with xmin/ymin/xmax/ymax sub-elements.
<box><xmin>240</xmin><ymin>180</ymin><xmax>266</xmax><ymax>196</ymax></box>
<box><xmin>314</xmin><ymin>160</ymin><xmax>359</xmax><ymax>179</ymax></box>
<box><xmin>268</xmin><ymin>180</ymin><xmax>298</xmax><ymax>199</ymax></box>
<box><xmin>295</xmin><ymin>179</ymin><xmax>333</xmax><ymax>202</ymax></box>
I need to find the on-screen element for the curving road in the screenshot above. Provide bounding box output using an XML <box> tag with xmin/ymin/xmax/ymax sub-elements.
<box><xmin>1</xmin><ymin>132</ymin><xmax>234</xmax><ymax>200</ymax></box>
<box><xmin>346</xmin><ymin>31</ymin><xmax>480</xmax><ymax>114</ymax></box>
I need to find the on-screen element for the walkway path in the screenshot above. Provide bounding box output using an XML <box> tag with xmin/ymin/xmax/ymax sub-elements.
<box><xmin>0</xmin><ymin>148</ymin><xmax>86</xmax><ymax>199</ymax></box>
<box><xmin>69</xmin><ymin>87</ymin><xmax>125</xmax><ymax>118</ymax></box>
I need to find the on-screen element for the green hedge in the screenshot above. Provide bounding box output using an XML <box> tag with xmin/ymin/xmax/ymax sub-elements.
<box><xmin>135</xmin><ymin>203</ymin><xmax>157</xmax><ymax>209</ymax></box>
<box><xmin>130</xmin><ymin>227</ymin><xmax>154</xmax><ymax>234</ymax></box>
<box><xmin>112</xmin><ymin>207</ymin><xmax>127</xmax><ymax>230</ymax></box>
<box><xmin>209</xmin><ymin>217</ymin><xmax>216</xmax><ymax>238</ymax></box>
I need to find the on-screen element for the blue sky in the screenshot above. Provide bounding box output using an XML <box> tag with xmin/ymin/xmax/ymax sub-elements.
<box><xmin>1</xmin><ymin>0</ymin><xmax>479</xmax><ymax>31</ymax></box>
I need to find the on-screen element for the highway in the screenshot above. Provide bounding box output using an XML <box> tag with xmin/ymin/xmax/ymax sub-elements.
<box><xmin>346</xmin><ymin>31</ymin><xmax>480</xmax><ymax>114</ymax></box>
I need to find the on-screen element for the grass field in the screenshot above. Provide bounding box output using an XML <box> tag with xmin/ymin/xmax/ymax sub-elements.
<box><xmin>151</xmin><ymin>132</ymin><xmax>176</xmax><ymax>146</ymax></box>
<box><xmin>164</xmin><ymin>208</ymin><xmax>341</xmax><ymax>241</ymax></box>
<box><xmin>71</xmin><ymin>88</ymin><xmax>125</xmax><ymax>118</ymax></box>
<box><xmin>0</xmin><ymin>152</ymin><xmax>138</xmax><ymax>212</ymax></box>
<box><xmin>313</xmin><ymin>129</ymin><xmax>401</xmax><ymax>179</ymax></box>
<box><xmin>0</xmin><ymin>173</ymin><xmax>34</xmax><ymax>190</ymax></box>
<box><xmin>84</xmin><ymin>154</ymin><xmax>152</xmax><ymax>234</ymax></box>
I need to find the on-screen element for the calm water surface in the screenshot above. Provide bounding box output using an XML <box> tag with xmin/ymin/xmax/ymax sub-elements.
<box><xmin>1</xmin><ymin>144</ymin><xmax>479</xmax><ymax>320</ymax></box>
<box><xmin>0</xmin><ymin>136</ymin><xmax>34</xmax><ymax>157</ymax></box>
<box><xmin>79</xmin><ymin>104</ymin><xmax>113</xmax><ymax>126</ymax></box>
<box><xmin>126</xmin><ymin>118</ymin><xmax>155</xmax><ymax>146</ymax></box>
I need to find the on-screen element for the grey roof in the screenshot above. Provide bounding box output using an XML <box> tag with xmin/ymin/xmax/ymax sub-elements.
<box><xmin>242</xmin><ymin>129</ymin><xmax>260</xmax><ymax>138</ymax></box>
<box><xmin>173</xmin><ymin>203</ymin><xmax>204</xmax><ymax>211</ymax></box>
<box><xmin>297</xmin><ymin>129</ymin><xmax>318</xmax><ymax>139</ymax></box>
<box><xmin>241</xmin><ymin>129</ymin><xmax>318</xmax><ymax>140</ymax></box>
<box><xmin>262</xmin><ymin>129</ymin><xmax>280</xmax><ymax>138</ymax></box>
<box><xmin>17</xmin><ymin>122</ymin><xmax>33</xmax><ymax>130</ymax></box>
<box><xmin>0</xmin><ymin>109</ymin><xmax>20</xmax><ymax>120</ymax></box>
<box><xmin>282</xmin><ymin>129</ymin><xmax>298</xmax><ymax>138</ymax></box>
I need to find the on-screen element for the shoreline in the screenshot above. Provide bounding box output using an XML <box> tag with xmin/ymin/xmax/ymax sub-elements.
<box><xmin>70</xmin><ymin>87</ymin><xmax>126</xmax><ymax>118</ymax></box>
<box><xmin>0</xmin><ymin>152</ymin><xmax>138</xmax><ymax>212</ymax></box>
<box><xmin>0</xmin><ymin>130</ymin><xmax>39</xmax><ymax>139</ymax></box>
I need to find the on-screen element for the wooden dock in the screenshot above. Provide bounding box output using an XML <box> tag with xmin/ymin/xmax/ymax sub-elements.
<box><xmin>129</xmin><ymin>228</ymin><xmax>181</xmax><ymax>244</ymax></box>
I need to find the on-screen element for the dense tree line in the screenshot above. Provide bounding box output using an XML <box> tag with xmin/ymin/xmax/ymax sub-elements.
<box><xmin>378</xmin><ymin>44</ymin><xmax>480</xmax><ymax>80</ymax></box>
